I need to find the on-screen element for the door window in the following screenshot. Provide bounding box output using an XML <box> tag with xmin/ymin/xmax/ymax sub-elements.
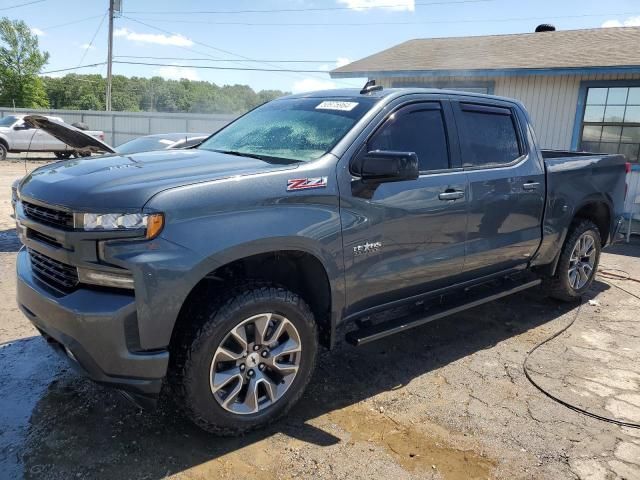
<box><xmin>368</xmin><ymin>104</ymin><xmax>450</xmax><ymax>171</ymax></box>
<box><xmin>456</xmin><ymin>104</ymin><xmax>522</xmax><ymax>167</ymax></box>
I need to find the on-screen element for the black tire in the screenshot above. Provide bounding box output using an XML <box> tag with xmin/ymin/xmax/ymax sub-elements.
<box><xmin>54</xmin><ymin>151</ymin><xmax>72</xmax><ymax>160</ymax></box>
<box><xmin>169</xmin><ymin>283</ymin><xmax>318</xmax><ymax>435</ymax></box>
<box><xmin>545</xmin><ymin>219</ymin><xmax>601</xmax><ymax>301</ymax></box>
<box><xmin>0</xmin><ymin>143</ymin><xmax>7</xmax><ymax>161</ymax></box>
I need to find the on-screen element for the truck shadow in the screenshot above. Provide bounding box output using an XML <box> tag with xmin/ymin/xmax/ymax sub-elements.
<box><xmin>14</xmin><ymin>284</ymin><xmax>609</xmax><ymax>479</ymax></box>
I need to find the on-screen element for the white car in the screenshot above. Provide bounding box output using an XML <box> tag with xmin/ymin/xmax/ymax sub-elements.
<box><xmin>0</xmin><ymin>114</ymin><xmax>105</xmax><ymax>160</ymax></box>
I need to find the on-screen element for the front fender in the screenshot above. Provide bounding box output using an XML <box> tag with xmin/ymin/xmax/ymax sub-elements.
<box><xmin>103</xmin><ymin>173</ymin><xmax>345</xmax><ymax>350</ymax></box>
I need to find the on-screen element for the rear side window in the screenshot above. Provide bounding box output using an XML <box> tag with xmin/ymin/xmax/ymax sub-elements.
<box><xmin>456</xmin><ymin>103</ymin><xmax>521</xmax><ymax>167</ymax></box>
<box><xmin>368</xmin><ymin>105</ymin><xmax>449</xmax><ymax>171</ymax></box>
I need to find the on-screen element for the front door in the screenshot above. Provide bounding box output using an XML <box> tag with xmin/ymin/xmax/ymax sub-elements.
<box><xmin>451</xmin><ymin>98</ymin><xmax>545</xmax><ymax>277</ymax></box>
<box><xmin>340</xmin><ymin>99</ymin><xmax>469</xmax><ymax>316</ymax></box>
<box><xmin>10</xmin><ymin>120</ymin><xmax>37</xmax><ymax>150</ymax></box>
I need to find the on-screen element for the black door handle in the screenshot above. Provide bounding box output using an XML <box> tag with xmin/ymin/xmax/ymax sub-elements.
<box><xmin>438</xmin><ymin>189</ymin><xmax>465</xmax><ymax>201</ymax></box>
<box><xmin>523</xmin><ymin>181</ymin><xmax>540</xmax><ymax>191</ymax></box>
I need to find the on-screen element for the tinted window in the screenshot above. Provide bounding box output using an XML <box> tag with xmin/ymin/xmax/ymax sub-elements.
<box><xmin>368</xmin><ymin>106</ymin><xmax>449</xmax><ymax>171</ymax></box>
<box><xmin>457</xmin><ymin>105</ymin><xmax>521</xmax><ymax>167</ymax></box>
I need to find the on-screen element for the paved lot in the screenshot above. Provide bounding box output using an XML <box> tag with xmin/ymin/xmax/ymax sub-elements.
<box><xmin>0</xmin><ymin>157</ymin><xmax>639</xmax><ymax>479</ymax></box>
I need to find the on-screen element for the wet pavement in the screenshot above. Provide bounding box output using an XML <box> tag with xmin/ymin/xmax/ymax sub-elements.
<box><xmin>1</xmin><ymin>159</ymin><xmax>639</xmax><ymax>479</ymax></box>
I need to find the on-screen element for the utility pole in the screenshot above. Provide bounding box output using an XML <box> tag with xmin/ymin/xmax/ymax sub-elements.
<box><xmin>105</xmin><ymin>0</ymin><xmax>115</xmax><ymax>111</ymax></box>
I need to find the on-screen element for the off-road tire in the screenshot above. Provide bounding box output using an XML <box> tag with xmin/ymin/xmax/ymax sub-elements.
<box><xmin>545</xmin><ymin>219</ymin><xmax>601</xmax><ymax>301</ymax></box>
<box><xmin>0</xmin><ymin>143</ymin><xmax>7</xmax><ymax>161</ymax></box>
<box><xmin>168</xmin><ymin>283</ymin><xmax>318</xmax><ymax>435</ymax></box>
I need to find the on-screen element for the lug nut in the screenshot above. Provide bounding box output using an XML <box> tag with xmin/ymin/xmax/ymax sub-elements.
<box><xmin>247</xmin><ymin>369</ymin><xmax>255</xmax><ymax>377</ymax></box>
<box><xmin>261</xmin><ymin>350</ymin><xmax>269</xmax><ymax>358</ymax></box>
<box><xmin>239</xmin><ymin>364</ymin><xmax>246</xmax><ymax>372</ymax></box>
<box><xmin>253</xmin><ymin>345</ymin><xmax>260</xmax><ymax>351</ymax></box>
<box><xmin>259</xmin><ymin>363</ymin><xmax>265</xmax><ymax>371</ymax></box>
<box><xmin>242</xmin><ymin>352</ymin><xmax>247</xmax><ymax>358</ymax></box>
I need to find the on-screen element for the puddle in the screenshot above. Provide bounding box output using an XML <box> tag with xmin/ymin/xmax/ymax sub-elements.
<box><xmin>328</xmin><ymin>406</ymin><xmax>495</xmax><ymax>479</ymax></box>
<box><xmin>0</xmin><ymin>337</ymin><xmax>62</xmax><ymax>479</ymax></box>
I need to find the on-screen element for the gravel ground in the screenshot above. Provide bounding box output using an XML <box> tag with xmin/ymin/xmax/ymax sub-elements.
<box><xmin>0</xmin><ymin>157</ymin><xmax>639</xmax><ymax>480</ymax></box>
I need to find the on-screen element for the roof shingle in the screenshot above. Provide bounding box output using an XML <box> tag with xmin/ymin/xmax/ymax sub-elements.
<box><xmin>331</xmin><ymin>27</ymin><xmax>640</xmax><ymax>76</ymax></box>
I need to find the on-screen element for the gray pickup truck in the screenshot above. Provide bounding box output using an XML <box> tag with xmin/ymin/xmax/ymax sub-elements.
<box><xmin>14</xmin><ymin>86</ymin><xmax>627</xmax><ymax>435</ymax></box>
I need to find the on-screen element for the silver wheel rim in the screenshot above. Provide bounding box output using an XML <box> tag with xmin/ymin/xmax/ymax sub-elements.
<box><xmin>209</xmin><ymin>313</ymin><xmax>302</xmax><ymax>415</ymax></box>
<box><xmin>568</xmin><ymin>232</ymin><xmax>597</xmax><ymax>290</ymax></box>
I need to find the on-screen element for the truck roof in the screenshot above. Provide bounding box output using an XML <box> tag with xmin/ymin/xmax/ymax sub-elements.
<box><xmin>283</xmin><ymin>87</ymin><xmax>522</xmax><ymax>106</ymax></box>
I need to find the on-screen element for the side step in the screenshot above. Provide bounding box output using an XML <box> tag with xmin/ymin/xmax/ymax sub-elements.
<box><xmin>345</xmin><ymin>277</ymin><xmax>542</xmax><ymax>346</ymax></box>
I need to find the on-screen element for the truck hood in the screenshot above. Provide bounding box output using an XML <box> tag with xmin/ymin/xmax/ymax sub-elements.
<box><xmin>23</xmin><ymin>115</ymin><xmax>115</xmax><ymax>153</ymax></box>
<box><xmin>19</xmin><ymin>149</ymin><xmax>298</xmax><ymax>210</ymax></box>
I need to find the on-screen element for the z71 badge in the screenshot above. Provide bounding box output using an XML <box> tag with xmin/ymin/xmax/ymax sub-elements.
<box><xmin>287</xmin><ymin>177</ymin><xmax>328</xmax><ymax>191</ymax></box>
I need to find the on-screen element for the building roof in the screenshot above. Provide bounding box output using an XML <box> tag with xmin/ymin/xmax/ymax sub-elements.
<box><xmin>331</xmin><ymin>26</ymin><xmax>640</xmax><ymax>78</ymax></box>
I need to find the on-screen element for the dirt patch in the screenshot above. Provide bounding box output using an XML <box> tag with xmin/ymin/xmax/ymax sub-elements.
<box><xmin>328</xmin><ymin>406</ymin><xmax>495</xmax><ymax>479</ymax></box>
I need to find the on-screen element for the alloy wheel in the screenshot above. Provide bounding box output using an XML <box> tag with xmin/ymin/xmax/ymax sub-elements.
<box><xmin>568</xmin><ymin>232</ymin><xmax>597</xmax><ymax>290</ymax></box>
<box><xmin>209</xmin><ymin>313</ymin><xmax>302</xmax><ymax>415</ymax></box>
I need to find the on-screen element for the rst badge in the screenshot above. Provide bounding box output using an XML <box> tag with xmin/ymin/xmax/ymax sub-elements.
<box><xmin>287</xmin><ymin>177</ymin><xmax>328</xmax><ymax>191</ymax></box>
<box><xmin>353</xmin><ymin>241</ymin><xmax>382</xmax><ymax>256</ymax></box>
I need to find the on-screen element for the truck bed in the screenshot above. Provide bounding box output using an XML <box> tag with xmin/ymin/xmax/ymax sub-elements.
<box><xmin>531</xmin><ymin>150</ymin><xmax>627</xmax><ymax>268</ymax></box>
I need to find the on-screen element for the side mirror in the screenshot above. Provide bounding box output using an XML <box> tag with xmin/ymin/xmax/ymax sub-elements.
<box><xmin>354</xmin><ymin>150</ymin><xmax>419</xmax><ymax>182</ymax></box>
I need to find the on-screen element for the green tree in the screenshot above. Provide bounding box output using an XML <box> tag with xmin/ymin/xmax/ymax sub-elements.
<box><xmin>0</xmin><ymin>17</ymin><xmax>50</xmax><ymax>107</ymax></box>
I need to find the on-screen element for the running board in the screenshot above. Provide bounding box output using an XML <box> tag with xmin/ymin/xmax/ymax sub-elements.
<box><xmin>345</xmin><ymin>277</ymin><xmax>542</xmax><ymax>346</ymax></box>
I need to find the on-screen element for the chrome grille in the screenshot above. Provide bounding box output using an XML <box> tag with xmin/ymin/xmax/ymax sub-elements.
<box><xmin>23</xmin><ymin>201</ymin><xmax>73</xmax><ymax>229</ymax></box>
<box><xmin>28</xmin><ymin>249</ymin><xmax>79</xmax><ymax>292</ymax></box>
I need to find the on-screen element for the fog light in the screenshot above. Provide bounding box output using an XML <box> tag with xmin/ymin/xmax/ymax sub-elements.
<box><xmin>77</xmin><ymin>267</ymin><xmax>134</xmax><ymax>289</ymax></box>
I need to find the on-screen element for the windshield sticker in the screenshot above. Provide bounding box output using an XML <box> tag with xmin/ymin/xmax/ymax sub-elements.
<box><xmin>287</xmin><ymin>177</ymin><xmax>328</xmax><ymax>191</ymax></box>
<box><xmin>315</xmin><ymin>101</ymin><xmax>359</xmax><ymax>112</ymax></box>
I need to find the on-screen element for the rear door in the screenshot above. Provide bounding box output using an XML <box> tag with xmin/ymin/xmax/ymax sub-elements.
<box><xmin>340</xmin><ymin>97</ymin><xmax>469</xmax><ymax>316</ymax></box>
<box><xmin>451</xmin><ymin>98</ymin><xmax>545</xmax><ymax>276</ymax></box>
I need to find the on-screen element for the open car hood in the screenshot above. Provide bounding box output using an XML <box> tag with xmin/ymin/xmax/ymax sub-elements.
<box><xmin>23</xmin><ymin>115</ymin><xmax>115</xmax><ymax>153</ymax></box>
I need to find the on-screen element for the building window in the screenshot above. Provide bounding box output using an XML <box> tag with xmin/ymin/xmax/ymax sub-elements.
<box><xmin>580</xmin><ymin>86</ymin><xmax>640</xmax><ymax>162</ymax></box>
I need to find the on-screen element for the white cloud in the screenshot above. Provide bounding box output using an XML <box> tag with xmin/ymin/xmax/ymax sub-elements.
<box><xmin>114</xmin><ymin>27</ymin><xmax>193</xmax><ymax>47</ymax></box>
<box><xmin>336</xmin><ymin>57</ymin><xmax>351</xmax><ymax>68</ymax></box>
<box><xmin>318</xmin><ymin>57</ymin><xmax>352</xmax><ymax>71</ymax></box>
<box><xmin>30</xmin><ymin>27</ymin><xmax>45</xmax><ymax>36</ymax></box>
<box><xmin>602</xmin><ymin>16</ymin><xmax>640</xmax><ymax>28</ymax></box>
<box><xmin>156</xmin><ymin>65</ymin><xmax>200</xmax><ymax>81</ymax></box>
<box><xmin>80</xmin><ymin>43</ymin><xmax>95</xmax><ymax>50</ymax></box>
<box><xmin>291</xmin><ymin>78</ymin><xmax>337</xmax><ymax>94</ymax></box>
<box><xmin>337</xmin><ymin>0</ymin><xmax>414</xmax><ymax>11</ymax></box>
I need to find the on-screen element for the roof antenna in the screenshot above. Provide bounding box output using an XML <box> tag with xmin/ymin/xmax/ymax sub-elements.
<box><xmin>360</xmin><ymin>79</ymin><xmax>383</xmax><ymax>95</ymax></box>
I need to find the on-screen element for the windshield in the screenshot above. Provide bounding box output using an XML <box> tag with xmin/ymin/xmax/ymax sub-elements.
<box><xmin>0</xmin><ymin>116</ymin><xmax>18</xmax><ymax>127</ymax></box>
<box><xmin>116</xmin><ymin>136</ymin><xmax>178</xmax><ymax>155</ymax></box>
<box><xmin>198</xmin><ymin>97</ymin><xmax>377</xmax><ymax>162</ymax></box>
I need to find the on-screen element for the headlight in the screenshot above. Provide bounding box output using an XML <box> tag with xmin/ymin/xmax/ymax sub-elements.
<box><xmin>74</xmin><ymin>212</ymin><xmax>164</xmax><ymax>239</ymax></box>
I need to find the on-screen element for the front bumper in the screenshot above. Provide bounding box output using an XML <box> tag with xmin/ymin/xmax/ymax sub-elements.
<box><xmin>16</xmin><ymin>248</ymin><xmax>169</xmax><ymax>404</ymax></box>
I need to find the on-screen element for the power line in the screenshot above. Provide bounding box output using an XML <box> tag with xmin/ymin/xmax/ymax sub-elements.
<box><xmin>119</xmin><ymin>16</ymin><xmax>355</xmax><ymax>86</ymax></box>
<box><xmin>125</xmin><ymin>11</ymin><xmax>640</xmax><ymax>27</ymax></box>
<box><xmin>40</xmin><ymin>14</ymin><xmax>105</xmax><ymax>31</ymax></box>
<box><xmin>114</xmin><ymin>55</ymin><xmax>338</xmax><ymax>63</ymax></box>
<box><xmin>0</xmin><ymin>0</ymin><xmax>45</xmax><ymax>11</ymax></box>
<box><xmin>124</xmin><ymin>0</ymin><xmax>492</xmax><ymax>15</ymax></box>
<box><xmin>40</xmin><ymin>62</ymin><xmax>107</xmax><ymax>75</ymax></box>
<box><xmin>113</xmin><ymin>60</ymin><xmax>334</xmax><ymax>73</ymax></box>
<box><xmin>77</xmin><ymin>11</ymin><xmax>108</xmax><ymax>68</ymax></box>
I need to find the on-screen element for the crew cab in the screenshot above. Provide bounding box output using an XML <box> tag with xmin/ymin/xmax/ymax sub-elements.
<box><xmin>0</xmin><ymin>114</ymin><xmax>105</xmax><ymax>160</ymax></box>
<box><xmin>14</xmin><ymin>86</ymin><xmax>627</xmax><ymax>435</ymax></box>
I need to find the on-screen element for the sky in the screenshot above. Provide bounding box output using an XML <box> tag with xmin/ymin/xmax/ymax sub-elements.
<box><xmin>3</xmin><ymin>0</ymin><xmax>640</xmax><ymax>93</ymax></box>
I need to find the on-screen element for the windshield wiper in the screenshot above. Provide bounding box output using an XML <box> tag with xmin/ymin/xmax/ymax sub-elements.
<box><xmin>209</xmin><ymin>149</ymin><xmax>302</xmax><ymax>164</ymax></box>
